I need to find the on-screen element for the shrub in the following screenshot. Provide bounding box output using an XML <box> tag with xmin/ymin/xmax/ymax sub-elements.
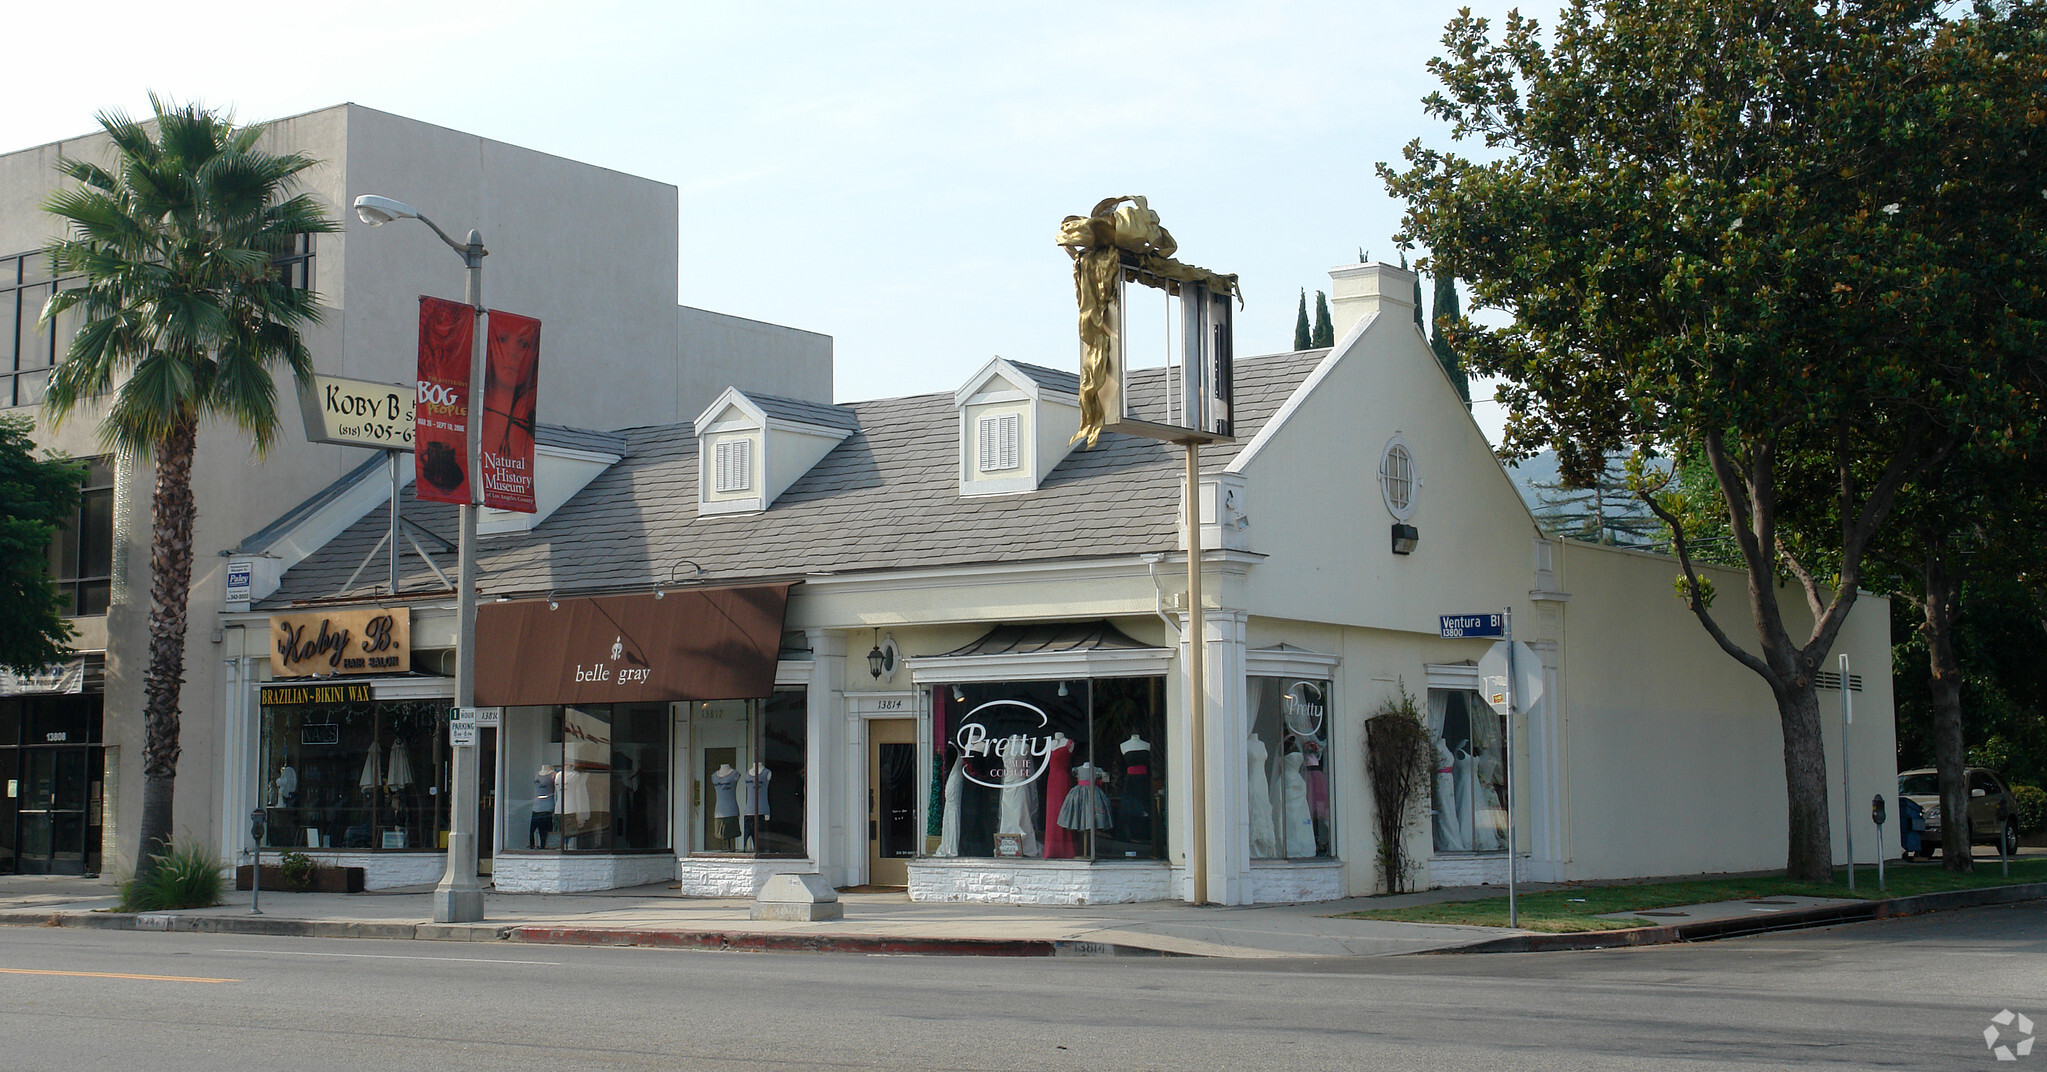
<box><xmin>2012</xmin><ymin>785</ymin><xmax>2046</xmax><ymax>836</ymax></box>
<box><xmin>277</xmin><ymin>850</ymin><xmax>315</xmax><ymax>891</ymax></box>
<box><xmin>117</xmin><ymin>842</ymin><xmax>225</xmax><ymax>912</ymax></box>
<box><xmin>1365</xmin><ymin>682</ymin><xmax>1435</xmax><ymax>895</ymax></box>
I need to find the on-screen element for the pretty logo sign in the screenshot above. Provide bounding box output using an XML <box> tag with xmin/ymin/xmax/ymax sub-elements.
<box><xmin>955</xmin><ymin>699</ymin><xmax>1062</xmax><ymax>788</ymax></box>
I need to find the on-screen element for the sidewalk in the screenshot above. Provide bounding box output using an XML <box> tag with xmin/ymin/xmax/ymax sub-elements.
<box><xmin>5</xmin><ymin>872</ymin><xmax>2035</xmax><ymax>958</ymax></box>
<box><xmin>0</xmin><ymin>875</ymin><xmax>1520</xmax><ymax>959</ymax></box>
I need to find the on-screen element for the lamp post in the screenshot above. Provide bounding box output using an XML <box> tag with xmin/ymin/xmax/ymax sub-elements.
<box><xmin>353</xmin><ymin>193</ymin><xmax>488</xmax><ymax>923</ymax></box>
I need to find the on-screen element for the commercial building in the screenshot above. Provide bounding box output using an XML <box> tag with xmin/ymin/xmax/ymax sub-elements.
<box><xmin>215</xmin><ymin>261</ymin><xmax>1896</xmax><ymax>903</ymax></box>
<box><xmin>0</xmin><ymin>104</ymin><xmax>830</xmax><ymax>877</ymax></box>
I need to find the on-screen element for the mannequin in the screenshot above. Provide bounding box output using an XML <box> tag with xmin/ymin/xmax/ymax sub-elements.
<box><xmin>1246</xmin><ymin>734</ymin><xmax>1277</xmax><ymax>857</ymax></box>
<box><xmin>531</xmin><ymin>765</ymin><xmax>559</xmax><ymax>849</ymax></box>
<box><xmin>1118</xmin><ymin>734</ymin><xmax>1152</xmax><ymax>843</ymax></box>
<box><xmin>1472</xmin><ymin>739</ymin><xmax>1503</xmax><ymax>851</ymax></box>
<box><xmin>274</xmin><ymin>765</ymin><xmax>298</xmax><ymax>809</ymax></box>
<box><xmin>1058</xmin><ymin>762</ymin><xmax>1112</xmax><ymax>835</ymax></box>
<box><xmin>1281</xmin><ymin>751</ymin><xmax>1316</xmax><ymax>857</ymax></box>
<box><xmin>995</xmin><ymin>742</ymin><xmax>1041</xmax><ymax>857</ymax></box>
<box><xmin>711</xmin><ymin>763</ymin><xmax>741</xmax><ymax>848</ymax></box>
<box><xmin>935</xmin><ymin>755</ymin><xmax>965</xmax><ymax>857</ymax></box>
<box><xmin>1040</xmin><ymin>734</ymin><xmax>1077</xmax><ymax>859</ymax></box>
<box><xmin>741</xmin><ymin>763</ymin><xmax>772</xmax><ymax>850</ymax></box>
<box><xmin>1431</xmin><ymin>738</ymin><xmax>1462</xmax><ymax>851</ymax></box>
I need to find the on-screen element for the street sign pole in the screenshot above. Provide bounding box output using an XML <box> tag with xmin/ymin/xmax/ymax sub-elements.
<box><xmin>1505</xmin><ymin>607</ymin><xmax>1517</xmax><ymax>929</ymax></box>
<box><xmin>1842</xmin><ymin>654</ymin><xmax>1854</xmax><ymax>891</ymax></box>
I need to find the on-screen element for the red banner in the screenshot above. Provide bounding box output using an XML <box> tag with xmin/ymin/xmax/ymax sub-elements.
<box><xmin>414</xmin><ymin>295</ymin><xmax>474</xmax><ymax>504</ymax></box>
<box><xmin>481</xmin><ymin>309</ymin><xmax>541</xmax><ymax>513</ymax></box>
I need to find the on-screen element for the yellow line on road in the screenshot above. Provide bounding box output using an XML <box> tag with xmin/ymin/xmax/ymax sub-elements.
<box><xmin>0</xmin><ymin>968</ymin><xmax>238</xmax><ymax>984</ymax></box>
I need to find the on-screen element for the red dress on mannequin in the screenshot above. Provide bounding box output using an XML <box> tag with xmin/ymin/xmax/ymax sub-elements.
<box><xmin>1041</xmin><ymin>737</ymin><xmax>1077</xmax><ymax>859</ymax></box>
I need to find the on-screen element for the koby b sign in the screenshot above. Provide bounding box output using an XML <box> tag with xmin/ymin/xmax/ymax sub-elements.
<box><xmin>270</xmin><ymin>608</ymin><xmax>411</xmax><ymax>678</ymax></box>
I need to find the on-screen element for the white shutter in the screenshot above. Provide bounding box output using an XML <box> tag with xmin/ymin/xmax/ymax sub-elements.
<box><xmin>978</xmin><ymin>413</ymin><xmax>1020</xmax><ymax>472</ymax></box>
<box><xmin>713</xmin><ymin>438</ymin><xmax>752</xmax><ymax>492</ymax></box>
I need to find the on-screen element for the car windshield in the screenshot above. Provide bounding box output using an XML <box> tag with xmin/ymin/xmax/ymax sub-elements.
<box><xmin>1898</xmin><ymin>773</ymin><xmax>1940</xmax><ymax>796</ymax></box>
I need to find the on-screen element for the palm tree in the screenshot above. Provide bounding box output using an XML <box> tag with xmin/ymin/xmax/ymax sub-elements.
<box><xmin>39</xmin><ymin>95</ymin><xmax>335</xmax><ymax>880</ymax></box>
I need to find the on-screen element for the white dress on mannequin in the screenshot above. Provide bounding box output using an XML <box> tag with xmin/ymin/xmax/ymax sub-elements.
<box><xmin>935</xmin><ymin>756</ymin><xmax>964</xmax><ymax>857</ymax></box>
<box><xmin>996</xmin><ymin>745</ymin><xmax>1041</xmax><ymax>857</ymax></box>
<box><xmin>1247</xmin><ymin>734</ymin><xmax>1277</xmax><ymax>857</ymax></box>
<box><xmin>1281</xmin><ymin>751</ymin><xmax>1317</xmax><ymax>857</ymax></box>
<box><xmin>1432</xmin><ymin>739</ymin><xmax>1464</xmax><ymax>851</ymax></box>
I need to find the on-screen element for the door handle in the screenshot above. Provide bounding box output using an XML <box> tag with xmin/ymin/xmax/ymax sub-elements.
<box><xmin>869</xmin><ymin>820</ymin><xmax>877</xmax><ymax>841</ymax></box>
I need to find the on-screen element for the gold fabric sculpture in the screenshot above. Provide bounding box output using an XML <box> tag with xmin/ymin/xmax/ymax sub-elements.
<box><xmin>1057</xmin><ymin>196</ymin><xmax>1242</xmax><ymax>447</ymax></box>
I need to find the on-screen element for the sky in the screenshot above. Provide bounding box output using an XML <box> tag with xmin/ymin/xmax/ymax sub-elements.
<box><xmin>7</xmin><ymin>0</ymin><xmax>1518</xmax><ymax>442</ymax></box>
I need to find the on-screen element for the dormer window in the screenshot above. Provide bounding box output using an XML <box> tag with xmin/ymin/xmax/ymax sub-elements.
<box><xmin>977</xmin><ymin>413</ymin><xmax>1020</xmax><ymax>473</ymax></box>
<box><xmin>695</xmin><ymin>388</ymin><xmax>857</xmax><ymax>517</ymax></box>
<box><xmin>956</xmin><ymin>358</ymin><xmax>1081</xmax><ymax>497</ymax></box>
<box><xmin>714</xmin><ymin>439</ymin><xmax>754</xmax><ymax>492</ymax></box>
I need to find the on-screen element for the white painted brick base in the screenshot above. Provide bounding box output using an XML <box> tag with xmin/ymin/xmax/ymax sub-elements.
<box><xmin>1427</xmin><ymin>852</ymin><xmax>1527</xmax><ymax>888</ymax></box>
<box><xmin>492</xmin><ymin>853</ymin><xmax>677</xmax><ymax>893</ymax></box>
<box><xmin>908</xmin><ymin>859</ymin><xmax>1177</xmax><ymax>904</ymax></box>
<box><xmin>1245</xmin><ymin>859</ymin><xmax>1346</xmax><ymax>904</ymax></box>
<box><xmin>674</xmin><ymin>858</ymin><xmax>818</xmax><ymax>898</ymax></box>
<box><xmin>285</xmin><ymin>852</ymin><xmax>447</xmax><ymax>891</ymax></box>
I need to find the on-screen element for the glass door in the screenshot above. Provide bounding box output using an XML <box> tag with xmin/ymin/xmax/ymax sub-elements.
<box><xmin>16</xmin><ymin>749</ymin><xmax>88</xmax><ymax>874</ymax></box>
<box><xmin>867</xmin><ymin>719</ymin><xmax>917</xmax><ymax>886</ymax></box>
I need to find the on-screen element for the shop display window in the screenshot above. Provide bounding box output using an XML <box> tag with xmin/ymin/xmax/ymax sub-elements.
<box><xmin>503</xmin><ymin>702</ymin><xmax>670</xmax><ymax>853</ymax></box>
<box><xmin>929</xmin><ymin>677</ymin><xmax>1166</xmax><ymax>861</ymax></box>
<box><xmin>1247</xmin><ymin>677</ymin><xmax>1334</xmax><ymax>859</ymax></box>
<box><xmin>683</xmin><ymin>690</ymin><xmax>806</xmax><ymax>856</ymax></box>
<box><xmin>1428</xmin><ymin>688</ymin><xmax>1508</xmax><ymax>853</ymax></box>
<box><xmin>258</xmin><ymin>698</ymin><xmax>450</xmax><ymax>851</ymax></box>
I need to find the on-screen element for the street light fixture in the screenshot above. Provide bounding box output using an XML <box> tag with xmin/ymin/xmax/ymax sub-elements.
<box><xmin>354</xmin><ymin>192</ymin><xmax>488</xmax><ymax>924</ymax></box>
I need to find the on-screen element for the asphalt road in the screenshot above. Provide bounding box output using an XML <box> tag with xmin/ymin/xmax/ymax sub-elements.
<box><xmin>1</xmin><ymin>901</ymin><xmax>2039</xmax><ymax>1071</ymax></box>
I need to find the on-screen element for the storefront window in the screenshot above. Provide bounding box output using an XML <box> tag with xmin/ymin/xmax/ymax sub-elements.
<box><xmin>1248</xmin><ymin>677</ymin><xmax>1334</xmax><ymax>859</ymax></box>
<box><xmin>503</xmin><ymin>702</ymin><xmax>671</xmax><ymax>853</ymax></box>
<box><xmin>1428</xmin><ymin>688</ymin><xmax>1508</xmax><ymax>853</ymax></box>
<box><xmin>930</xmin><ymin>677</ymin><xmax>1166</xmax><ymax>861</ymax></box>
<box><xmin>684</xmin><ymin>690</ymin><xmax>807</xmax><ymax>856</ymax></box>
<box><xmin>259</xmin><ymin>697</ymin><xmax>450</xmax><ymax>850</ymax></box>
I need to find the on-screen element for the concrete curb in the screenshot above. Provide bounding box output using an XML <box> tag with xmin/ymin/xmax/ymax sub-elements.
<box><xmin>1431</xmin><ymin>880</ymin><xmax>2047</xmax><ymax>954</ymax></box>
<box><xmin>0</xmin><ymin>910</ymin><xmax>1176</xmax><ymax>958</ymax></box>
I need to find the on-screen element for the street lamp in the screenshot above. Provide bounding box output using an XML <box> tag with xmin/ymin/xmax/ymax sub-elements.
<box><xmin>354</xmin><ymin>193</ymin><xmax>488</xmax><ymax>924</ymax></box>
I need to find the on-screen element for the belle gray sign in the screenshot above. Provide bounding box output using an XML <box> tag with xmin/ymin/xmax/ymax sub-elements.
<box><xmin>297</xmin><ymin>373</ymin><xmax>415</xmax><ymax>450</ymax></box>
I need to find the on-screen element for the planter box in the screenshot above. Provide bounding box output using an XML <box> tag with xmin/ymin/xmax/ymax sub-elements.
<box><xmin>234</xmin><ymin>864</ymin><xmax>365</xmax><ymax>893</ymax></box>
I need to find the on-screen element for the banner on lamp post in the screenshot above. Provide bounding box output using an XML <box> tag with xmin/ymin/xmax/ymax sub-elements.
<box><xmin>480</xmin><ymin>309</ymin><xmax>540</xmax><ymax>513</ymax></box>
<box><xmin>414</xmin><ymin>295</ymin><xmax>474</xmax><ymax>505</ymax></box>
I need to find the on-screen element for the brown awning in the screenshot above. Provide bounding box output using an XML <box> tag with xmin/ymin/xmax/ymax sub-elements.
<box><xmin>475</xmin><ymin>584</ymin><xmax>790</xmax><ymax>706</ymax></box>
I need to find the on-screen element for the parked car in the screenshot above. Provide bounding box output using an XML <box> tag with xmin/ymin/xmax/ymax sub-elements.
<box><xmin>1896</xmin><ymin>767</ymin><xmax>2021</xmax><ymax>858</ymax></box>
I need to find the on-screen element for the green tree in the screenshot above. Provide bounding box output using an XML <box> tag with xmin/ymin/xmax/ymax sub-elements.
<box><xmin>1293</xmin><ymin>288</ymin><xmax>1312</xmax><ymax>351</ymax></box>
<box><xmin>1430</xmin><ymin>272</ymin><xmax>1471</xmax><ymax>408</ymax></box>
<box><xmin>40</xmin><ymin>95</ymin><xmax>336</xmax><ymax>879</ymax></box>
<box><xmin>1531</xmin><ymin>457</ymin><xmax>1663</xmax><ymax>548</ymax></box>
<box><xmin>1311</xmin><ymin>290</ymin><xmax>1335</xmax><ymax>348</ymax></box>
<box><xmin>1383</xmin><ymin>2</ymin><xmax>2047</xmax><ymax>880</ymax></box>
<box><xmin>1403</xmin><ymin>251</ymin><xmax>1427</xmax><ymax>337</ymax></box>
<box><xmin>0</xmin><ymin>415</ymin><xmax>85</xmax><ymax>673</ymax></box>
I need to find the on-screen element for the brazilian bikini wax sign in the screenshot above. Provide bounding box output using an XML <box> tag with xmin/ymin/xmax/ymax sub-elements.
<box><xmin>270</xmin><ymin>607</ymin><xmax>411</xmax><ymax>678</ymax></box>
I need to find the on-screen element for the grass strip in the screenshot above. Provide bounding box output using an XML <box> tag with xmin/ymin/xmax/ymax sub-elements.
<box><xmin>1339</xmin><ymin>857</ymin><xmax>2047</xmax><ymax>932</ymax></box>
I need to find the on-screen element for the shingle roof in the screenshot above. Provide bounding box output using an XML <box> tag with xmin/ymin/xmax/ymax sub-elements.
<box><xmin>536</xmin><ymin>423</ymin><xmax>626</xmax><ymax>455</ymax></box>
<box><xmin>261</xmin><ymin>351</ymin><xmax>1321</xmax><ymax>606</ymax></box>
<box><xmin>1003</xmin><ymin>361</ymin><xmax>1081</xmax><ymax>397</ymax></box>
<box><xmin>745</xmin><ymin>392</ymin><xmax>861</xmax><ymax>433</ymax></box>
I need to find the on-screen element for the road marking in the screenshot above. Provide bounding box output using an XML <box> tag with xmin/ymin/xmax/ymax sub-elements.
<box><xmin>0</xmin><ymin>968</ymin><xmax>237</xmax><ymax>983</ymax></box>
<box><xmin>216</xmin><ymin>948</ymin><xmax>560</xmax><ymax>966</ymax></box>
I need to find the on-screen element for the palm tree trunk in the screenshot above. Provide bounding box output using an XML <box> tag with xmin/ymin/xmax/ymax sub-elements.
<box><xmin>133</xmin><ymin>415</ymin><xmax>199</xmax><ymax>882</ymax></box>
<box><xmin>1921</xmin><ymin>553</ymin><xmax>1973</xmax><ymax>872</ymax></box>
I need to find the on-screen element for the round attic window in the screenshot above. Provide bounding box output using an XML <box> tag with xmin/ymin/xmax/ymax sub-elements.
<box><xmin>1379</xmin><ymin>436</ymin><xmax>1418</xmax><ymax>521</ymax></box>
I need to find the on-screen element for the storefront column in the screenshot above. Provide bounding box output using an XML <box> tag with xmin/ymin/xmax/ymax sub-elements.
<box><xmin>806</xmin><ymin>629</ymin><xmax>851</xmax><ymax>887</ymax></box>
<box><xmin>1524</xmin><ymin>639</ymin><xmax>1567</xmax><ymax>882</ymax></box>
<box><xmin>1176</xmin><ymin>608</ymin><xmax>1249</xmax><ymax>904</ymax></box>
<box><xmin>216</xmin><ymin>627</ymin><xmax>258</xmax><ymax>869</ymax></box>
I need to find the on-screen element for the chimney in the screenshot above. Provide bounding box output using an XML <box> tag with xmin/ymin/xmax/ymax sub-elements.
<box><xmin>1327</xmin><ymin>262</ymin><xmax>1419</xmax><ymax>342</ymax></box>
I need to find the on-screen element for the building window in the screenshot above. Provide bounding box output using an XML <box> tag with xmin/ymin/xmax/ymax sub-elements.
<box><xmin>504</xmin><ymin>702</ymin><xmax>671</xmax><ymax>853</ymax></box>
<box><xmin>258</xmin><ymin>697</ymin><xmax>451</xmax><ymax>851</ymax></box>
<box><xmin>929</xmin><ymin>677</ymin><xmax>1166</xmax><ymax>861</ymax></box>
<box><xmin>682</xmin><ymin>690</ymin><xmax>807</xmax><ymax>855</ymax></box>
<box><xmin>273</xmin><ymin>233</ymin><xmax>316</xmax><ymax>292</ymax></box>
<box><xmin>976</xmin><ymin>413</ymin><xmax>1020</xmax><ymax>472</ymax></box>
<box><xmin>1428</xmin><ymin>688</ymin><xmax>1508</xmax><ymax>853</ymax></box>
<box><xmin>1248</xmin><ymin>677</ymin><xmax>1334</xmax><ymax>859</ymax></box>
<box><xmin>47</xmin><ymin>456</ymin><xmax>114</xmax><ymax>616</ymax></box>
<box><xmin>713</xmin><ymin>438</ymin><xmax>753</xmax><ymax>493</ymax></box>
<box><xmin>1379</xmin><ymin>437</ymin><xmax>1417</xmax><ymax>520</ymax></box>
<box><xmin>2</xmin><ymin>252</ymin><xmax>78</xmax><ymax>410</ymax></box>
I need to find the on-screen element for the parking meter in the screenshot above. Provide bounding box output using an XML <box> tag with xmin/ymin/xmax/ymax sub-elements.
<box><xmin>1871</xmin><ymin>794</ymin><xmax>1888</xmax><ymax>892</ymax></box>
<box><xmin>1997</xmin><ymin>798</ymin><xmax>2012</xmax><ymax>876</ymax></box>
<box><xmin>249</xmin><ymin>808</ymin><xmax>265</xmax><ymax>915</ymax></box>
<box><xmin>1871</xmin><ymin>794</ymin><xmax>1886</xmax><ymax>827</ymax></box>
